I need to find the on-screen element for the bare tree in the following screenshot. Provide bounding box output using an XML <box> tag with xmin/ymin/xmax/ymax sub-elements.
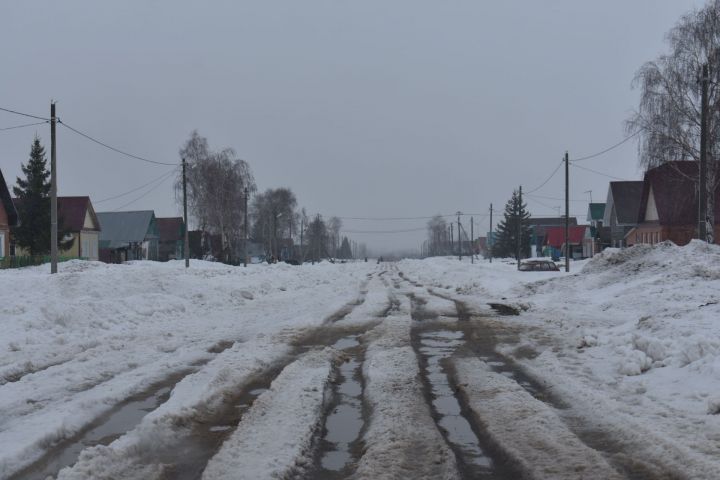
<box><xmin>327</xmin><ymin>216</ymin><xmax>342</xmax><ymax>258</ymax></box>
<box><xmin>627</xmin><ymin>1</ymin><xmax>720</xmax><ymax>232</ymax></box>
<box><xmin>251</xmin><ymin>188</ymin><xmax>298</xmax><ymax>260</ymax></box>
<box><xmin>175</xmin><ymin>131</ymin><xmax>256</xmax><ymax>262</ymax></box>
<box><xmin>426</xmin><ymin>215</ymin><xmax>448</xmax><ymax>256</ymax></box>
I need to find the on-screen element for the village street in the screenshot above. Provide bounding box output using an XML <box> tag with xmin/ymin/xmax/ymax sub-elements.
<box><xmin>2</xmin><ymin>243</ymin><xmax>720</xmax><ymax>480</ymax></box>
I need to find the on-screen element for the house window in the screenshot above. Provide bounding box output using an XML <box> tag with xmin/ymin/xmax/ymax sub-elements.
<box><xmin>0</xmin><ymin>232</ymin><xmax>4</xmax><ymax>257</ymax></box>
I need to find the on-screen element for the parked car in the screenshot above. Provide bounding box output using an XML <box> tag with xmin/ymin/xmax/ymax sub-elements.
<box><xmin>519</xmin><ymin>259</ymin><xmax>560</xmax><ymax>271</ymax></box>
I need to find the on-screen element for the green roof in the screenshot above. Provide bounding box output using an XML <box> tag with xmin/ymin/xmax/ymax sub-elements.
<box><xmin>587</xmin><ymin>203</ymin><xmax>606</xmax><ymax>221</ymax></box>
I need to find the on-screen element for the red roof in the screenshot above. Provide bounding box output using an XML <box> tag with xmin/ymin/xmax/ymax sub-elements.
<box><xmin>544</xmin><ymin>226</ymin><xmax>587</xmax><ymax>248</ymax></box>
<box><xmin>58</xmin><ymin>197</ymin><xmax>98</xmax><ymax>231</ymax></box>
<box><xmin>13</xmin><ymin>196</ymin><xmax>98</xmax><ymax>232</ymax></box>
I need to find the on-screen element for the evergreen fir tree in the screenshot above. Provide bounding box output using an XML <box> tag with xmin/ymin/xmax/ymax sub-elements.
<box><xmin>13</xmin><ymin>137</ymin><xmax>51</xmax><ymax>256</ymax></box>
<box><xmin>492</xmin><ymin>189</ymin><xmax>531</xmax><ymax>261</ymax></box>
<box><xmin>338</xmin><ymin>236</ymin><xmax>353</xmax><ymax>259</ymax></box>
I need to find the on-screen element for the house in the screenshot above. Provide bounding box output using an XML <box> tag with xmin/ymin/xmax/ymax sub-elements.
<box><xmin>157</xmin><ymin>217</ymin><xmax>185</xmax><ymax>261</ymax></box>
<box><xmin>586</xmin><ymin>203</ymin><xmax>610</xmax><ymax>256</ymax></box>
<box><xmin>626</xmin><ymin>161</ymin><xmax>720</xmax><ymax>247</ymax></box>
<box><xmin>543</xmin><ymin>225</ymin><xmax>591</xmax><ymax>260</ymax></box>
<box><xmin>603</xmin><ymin>181</ymin><xmax>644</xmax><ymax>247</ymax></box>
<box><xmin>0</xmin><ymin>169</ymin><xmax>19</xmax><ymax>259</ymax></box>
<box><xmin>97</xmin><ymin>210</ymin><xmax>159</xmax><ymax>263</ymax></box>
<box><xmin>58</xmin><ymin>197</ymin><xmax>101</xmax><ymax>260</ymax></box>
<box><xmin>528</xmin><ymin>217</ymin><xmax>578</xmax><ymax>257</ymax></box>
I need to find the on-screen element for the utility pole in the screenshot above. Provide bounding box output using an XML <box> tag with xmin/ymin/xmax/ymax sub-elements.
<box><xmin>489</xmin><ymin>203</ymin><xmax>493</xmax><ymax>263</ymax></box>
<box><xmin>699</xmin><ymin>63</ymin><xmax>709</xmax><ymax>242</ymax></box>
<box><xmin>565</xmin><ymin>151</ymin><xmax>570</xmax><ymax>272</ymax></box>
<box><xmin>182</xmin><ymin>158</ymin><xmax>190</xmax><ymax>268</ymax></box>
<box><xmin>457</xmin><ymin>211</ymin><xmax>462</xmax><ymax>261</ymax></box>
<box><xmin>50</xmin><ymin>102</ymin><xmax>58</xmax><ymax>274</ymax></box>
<box><xmin>516</xmin><ymin>186</ymin><xmax>522</xmax><ymax>270</ymax></box>
<box><xmin>470</xmin><ymin>216</ymin><xmax>474</xmax><ymax>264</ymax></box>
<box><xmin>243</xmin><ymin>187</ymin><xmax>248</xmax><ymax>267</ymax></box>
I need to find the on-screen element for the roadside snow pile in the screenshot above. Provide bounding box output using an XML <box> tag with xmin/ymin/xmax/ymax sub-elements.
<box><xmin>0</xmin><ymin>259</ymin><xmax>372</xmax><ymax>479</ymax></box>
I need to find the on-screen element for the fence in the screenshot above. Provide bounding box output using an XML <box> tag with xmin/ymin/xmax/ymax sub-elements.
<box><xmin>0</xmin><ymin>256</ymin><xmax>86</xmax><ymax>269</ymax></box>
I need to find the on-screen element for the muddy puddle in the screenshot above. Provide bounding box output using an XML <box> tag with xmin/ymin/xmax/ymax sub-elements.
<box><xmin>415</xmin><ymin>329</ymin><xmax>496</xmax><ymax>478</ymax></box>
<box><xmin>307</xmin><ymin>334</ymin><xmax>367</xmax><ymax>479</ymax></box>
<box><xmin>11</xmin><ymin>371</ymin><xmax>190</xmax><ymax>480</ymax></box>
<box><xmin>147</xmin><ymin>376</ymin><xmax>275</xmax><ymax>480</ymax></box>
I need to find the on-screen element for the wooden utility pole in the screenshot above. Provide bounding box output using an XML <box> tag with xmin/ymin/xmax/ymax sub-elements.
<box><xmin>489</xmin><ymin>203</ymin><xmax>493</xmax><ymax>263</ymax></box>
<box><xmin>50</xmin><ymin>102</ymin><xmax>58</xmax><ymax>274</ymax></box>
<box><xmin>699</xmin><ymin>63</ymin><xmax>709</xmax><ymax>242</ymax></box>
<box><xmin>565</xmin><ymin>151</ymin><xmax>570</xmax><ymax>272</ymax></box>
<box><xmin>182</xmin><ymin>158</ymin><xmax>190</xmax><ymax>268</ymax></box>
<box><xmin>470</xmin><ymin>216</ymin><xmax>474</xmax><ymax>264</ymax></box>
<box><xmin>243</xmin><ymin>187</ymin><xmax>248</xmax><ymax>267</ymax></box>
<box><xmin>516</xmin><ymin>186</ymin><xmax>522</xmax><ymax>270</ymax></box>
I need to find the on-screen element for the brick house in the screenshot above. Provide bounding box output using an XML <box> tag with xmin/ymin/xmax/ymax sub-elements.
<box><xmin>626</xmin><ymin>161</ymin><xmax>720</xmax><ymax>246</ymax></box>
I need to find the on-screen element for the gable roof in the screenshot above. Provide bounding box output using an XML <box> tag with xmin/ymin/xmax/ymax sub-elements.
<box><xmin>544</xmin><ymin>225</ymin><xmax>588</xmax><ymax>248</ymax></box>
<box><xmin>587</xmin><ymin>203</ymin><xmax>606</xmax><ymax>222</ymax></box>
<box><xmin>603</xmin><ymin>181</ymin><xmax>643</xmax><ymax>225</ymax></box>
<box><xmin>0</xmin><ymin>168</ymin><xmax>18</xmax><ymax>226</ymax></box>
<box><xmin>157</xmin><ymin>217</ymin><xmax>184</xmax><ymax>242</ymax></box>
<box><xmin>97</xmin><ymin>210</ymin><xmax>157</xmax><ymax>248</ymax></box>
<box><xmin>58</xmin><ymin>197</ymin><xmax>100</xmax><ymax>231</ymax></box>
<box><xmin>638</xmin><ymin>161</ymin><xmax>720</xmax><ymax>225</ymax></box>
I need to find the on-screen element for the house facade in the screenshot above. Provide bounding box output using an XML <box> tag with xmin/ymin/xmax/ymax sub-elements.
<box><xmin>585</xmin><ymin>203</ymin><xmax>609</xmax><ymax>256</ymax></box>
<box><xmin>98</xmin><ymin>211</ymin><xmax>159</xmax><ymax>263</ymax></box>
<box><xmin>0</xmin><ymin>169</ymin><xmax>19</xmax><ymax>259</ymax></box>
<box><xmin>157</xmin><ymin>217</ymin><xmax>185</xmax><ymax>261</ymax></box>
<box><xmin>58</xmin><ymin>197</ymin><xmax>101</xmax><ymax>260</ymax></box>
<box><xmin>528</xmin><ymin>217</ymin><xmax>578</xmax><ymax>257</ymax></box>
<box><xmin>603</xmin><ymin>181</ymin><xmax>644</xmax><ymax>247</ymax></box>
<box><xmin>626</xmin><ymin>161</ymin><xmax>720</xmax><ymax>247</ymax></box>
<box><xmin>543</xmin><ymin>225</ymin><xmax>591</xmax><ymax>260</ymax></box>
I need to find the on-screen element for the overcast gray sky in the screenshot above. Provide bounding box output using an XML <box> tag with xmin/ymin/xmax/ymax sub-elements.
<box><xmin>0</xmin><ymin>1</ymin><xmax>707</xmax><ymax>253</ymax></box>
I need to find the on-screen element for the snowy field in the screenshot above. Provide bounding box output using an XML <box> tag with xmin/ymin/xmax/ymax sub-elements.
<box><xmin>1</xmin><ymin>243</ymin><xmax>720</xmax><ymax>479</ymax></box>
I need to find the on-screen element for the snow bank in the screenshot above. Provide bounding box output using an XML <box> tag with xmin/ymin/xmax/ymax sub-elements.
<box><xmin>202</xmin><ymin>349</ymin><xmax>335</xmax><ymax>480</ymax></box>
<box><xmin>0</xmin><ymin>259</ymin><xmax>373</xmax><ymax>478</ymax></box>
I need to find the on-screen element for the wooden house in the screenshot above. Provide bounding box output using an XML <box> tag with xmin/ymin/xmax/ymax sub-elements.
<box><xmin>97</xmin><ymin>210</ymin><xmax>159</xmax><ymax>263</ymax></box>
<box><xmin>603</xmin><ymin>181</ymin><xmax>643</xmax><ymax>247</ymax></box>
<box><xmin>0</xmin><ymin>169</ymin><xmax>19</xmax><ymax>259</ymax></box>
<box><xmin>157</xmin><ymin>217</ymin><xmax>185</xmax><ymax>261</ymax></box>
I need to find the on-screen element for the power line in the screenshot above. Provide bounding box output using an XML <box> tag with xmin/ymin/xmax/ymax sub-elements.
<box><xmin>525</xmin><ymin>159</ymin><xmax>564</xmax><ymax>194</ymax></box>
<box><xmin>110</xmin><ymin>170</ymin><xmax>177</xmax><ymax>211</ymax></box>
<box><xmin>0</xmin><ymin>106</ymin><xmax>50</xmax><ymax>121</ymax></box>
<box><xmin>526</xmin><ymin>193</ymin><xmax>587</xmax><ymax>203</ymax></box>
<box><xmin>94</xmin><ymin>167</ymin><xmax>179</xmax><ymax>204</ymax></box>
<box><xmin>58</xmin><ymin>120</ymin><xmax>178</xmax><ymax>166</ymax></box>
<box><xmin>571</xmin><ymin>163</ymin><xmax>628</xmax><ymax>181</ymax></box>
<box><xmin>343</xmin><ymin>227</ymin><xmax>428</xmax><ymax>234</ymax></box>
<box><xmin>570</xmin><ymin>130</ymin><xmax>640</xmax><ymax>162</ymax></box>
<box><xmin>0</xmin><ymin>120</ymin><xmax>48</xmax><ymax>131</ymax></box>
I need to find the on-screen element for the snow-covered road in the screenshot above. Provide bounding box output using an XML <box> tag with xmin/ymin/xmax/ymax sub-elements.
<box><xmin>2</xmin><ymin>245</ymin><xmax>720</xmax><ymax>479</ymax></box>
